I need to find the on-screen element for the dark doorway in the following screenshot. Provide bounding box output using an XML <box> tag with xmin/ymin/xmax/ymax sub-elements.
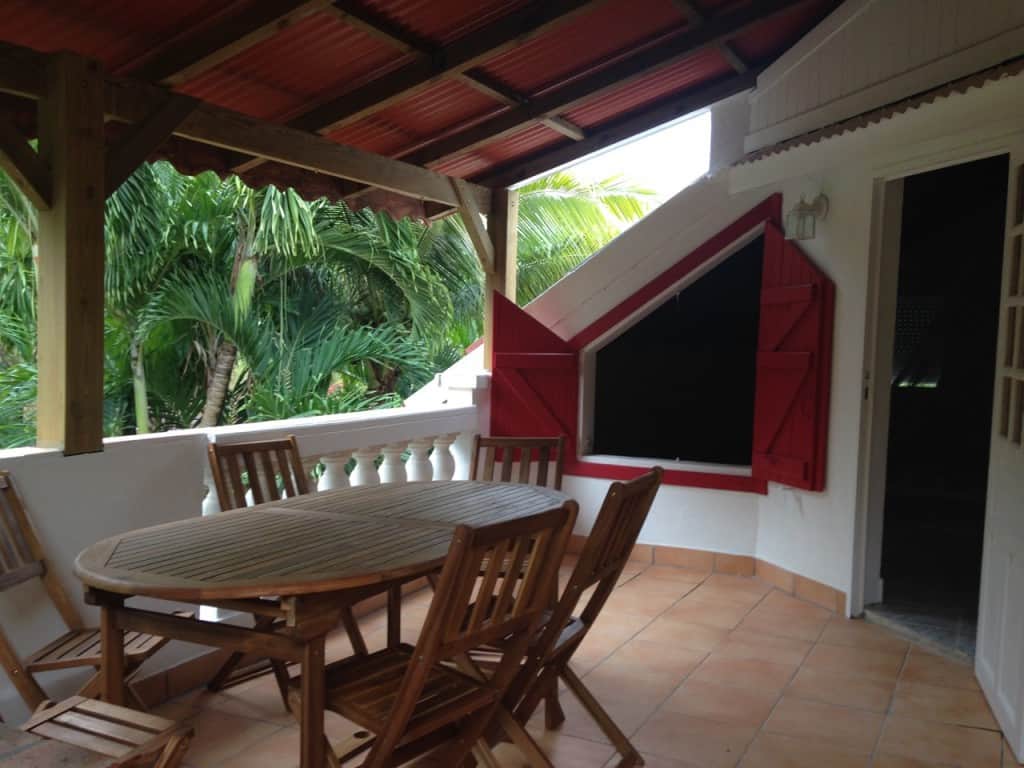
<box><xmin>872</xmin><ymin>155</ymin><xmax>1008</xmax><ymax>658</ymax></box>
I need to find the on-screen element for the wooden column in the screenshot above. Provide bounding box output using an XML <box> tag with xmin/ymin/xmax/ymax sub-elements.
<box><xmin>36</xmin><ymin>54</ymin><xmax>106</xmax><ymax>454</ymax></box>
<box><xmin>483</xmin><ymin>187</ymin><xmax>519</xmax><ymax>367</ymax></box>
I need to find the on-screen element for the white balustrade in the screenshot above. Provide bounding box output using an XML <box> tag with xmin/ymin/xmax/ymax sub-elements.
<box><xmin>378</xmin><ymin>444</ymin><xmax>407</xmax><ymax>483</ymax></box>
<box><xmin>430</xmin><ymin>434</ymin><xmax>457</xmax><ymax>481</ymax></box>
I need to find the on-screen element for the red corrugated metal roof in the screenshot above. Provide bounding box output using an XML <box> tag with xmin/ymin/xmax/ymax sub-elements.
<box><xmin>0</xmin><ymin>0</ymin><xmax>839</xmax><ymax>217</ymax></box>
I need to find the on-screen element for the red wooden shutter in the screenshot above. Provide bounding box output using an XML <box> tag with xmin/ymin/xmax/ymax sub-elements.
<box><xmin>752</xmin><ymin>223</ymin><xmax>835</xmax><ymax>491</ymax></box>
<box><xmin>490</xmin><ymin>293</ymin><xmax>578</xmax><ymax>452</ymax></box>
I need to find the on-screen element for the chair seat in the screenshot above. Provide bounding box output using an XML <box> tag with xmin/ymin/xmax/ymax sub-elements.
<box><xmin>26</xmin><ymin>612</ymin><xmax>194</xmax><ymax>672</ymax></box>
<box><xmin>21</xmin><ymin>696</ymin><xmax>192</xmax><ymax>765</ymax></box>
<box><xmin>289</xmin><ymin>644</ymin><xmax>497</xmax><ymax>743</ymax></box>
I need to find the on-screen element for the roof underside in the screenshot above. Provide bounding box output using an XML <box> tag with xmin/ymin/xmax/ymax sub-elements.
<box><xmin>0</xmin><ymin>0</ymin><xmax>837</xmax><ymax>218</ymax></box>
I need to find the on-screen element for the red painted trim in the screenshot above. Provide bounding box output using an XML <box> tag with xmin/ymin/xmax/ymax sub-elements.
<box><xmin>494</xmin><ymin>352</ymin><xmax>576</xmax><ymax>369</ymax></box>
<box><xmin>566</xmin><ymin>460</ymin><xmax>769</xmax><ymax>494</ymax></box>
<box><xmin>568</xmin><ymin>194</ymin><xmax>783</xmax><ymax>351</ymax></box>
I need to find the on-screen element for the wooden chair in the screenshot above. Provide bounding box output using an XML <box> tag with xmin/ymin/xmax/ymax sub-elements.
<box><xmin>22</xmin><ymin>696</ymin><xmax>192</xmax><ymax>767</ymax></box>
<box><xmin>287</xmin><ymin>501</ymin><xmax>578</xmax><ymax>768</ymax></box>
<box><xmin>0</xmin><ymin>471</ymin><xmax>183</xmax><ymax>711</ymax></box>
<box><xmin>206</xmin><ymin>436</ymin><xmax>371</xmax><ymax>705</ymax></box>
<box><xmin>470</xmin><ymin>436</ymin><xmax>566</xmax><ymax>490</ymax></box>
<box><xmin>497</xmin><ymin>468</ymin><xmax>663</xmax><ymax>768</ymax></box>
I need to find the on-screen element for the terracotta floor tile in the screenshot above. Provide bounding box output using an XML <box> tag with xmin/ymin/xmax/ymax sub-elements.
<box><xmin>633</xmin><ymin>711</ymin><xmax>758</xmax><ymax>767</ymax></box>
<box><xmin>877</xmin><ymin>716</ymin><xmax>1002</xmax><ymax>767</ymax></box>
<box><xmin>198</xmin><ymin>675</ymin><xmax>294</xmax><ymax>726</ymax></box>
<box><xmin>739</xmin><ymin>732</ymin><xmax>871</xmax><ymax>768</ymax></box>
<box><xmin>757</xmin><ymin>590</ymin><xmax>833</xmax><ymax>621</ymax></box>
<box><xmin>629</xmin><ymin>754</ymin><xmax>709</xmax><ymax>768</ymax></box>
<box><xmin>900</xmin><ymin>649</ymin><xmax>981</xmax><ymax>690</ymax></box>
<box><xmin>627</xmin><ymin>573</ymin><xmax>705</xmax><ymax>594</ymax></box>
<box><xmin>686</xmin><ymin>584</ymin><xmax>765</xmax><ymax>610</ymax></box>
<box><xmin>891</xmin><ymin>681</ymin><xmax>999</xmax><ymax>729</ymax></box>
<box><xmin>1005</xmin><ymin>738</ymin><xmax>1024</xmax><ymax>766</ymax></box>
<box><xmin>786</xmin><ymin>665</ymin><xmax>896</xmax><ymax>713</ymax></box>
<box><xmin>218</xmin><ymin>726</ymin><xmax>302</xmax><ymax>768</ymax></box>
<box><xmin>763</xmin><ymin>695</ymin><xmax>884</xmax><ymax>753</ymax></box>
<box><xmin>491</xmin><ymin>728</ymin><xmax>615</xmax><ymax>768</ymax></box>
<box><xmin>640</xmin><ymin>565</ymin><xmax>711</xmax><ymax>583</ymax></box>
<box><xmin>180</xmin><ymin>710</ymin><xmax>283</xmax><ymax>767</ymax></box>
<box><xmin>871</xmin><ymin>755</ymin><xmax>951</xmax><ymax>767</ymax></box>
<box><xmin>704</xmin><ymin>574</ymin><xmax>773</xmax><ymax>596</ymax></box>
<box><xmin>604</xmin><ymin>586</ymin><xmax>685</xmax><ymax>617</ymax></box>
<box><xmin>662</xmin><ymin>678</ymin><xmax>780</xmax><ymax>726</ymax></box>
<box><xmin>717</xmin><ymin>630</ymin><xmax>813</xmax><ymax>667</ymax></box>
<box><xmin>803</xmin><ymin>643</ymin><xmax>906</xmax><ymax>682</ymax></box>
<box><xmin>690</xmin><ymin>655</ymin><xmax>798</xmax><ymax>694</ymax></box>
<box><xmin>820</xmin><ymin>618</ymin><xmax>911</xmax><ymax>654</ymax></box>
<box><xmin>602</xmin><ymin>637</ymin><xmax>708</xmax><ymax>682</ymax></box>
<box><xmin>735</xmin><ymin>610</ymin><xmax>828</xmax><ymax>643</ymax></box>
<box><xmin>664</xmin><ymin>597</ymin><xmax>752</xmax><ymax>630</ymax></box>
<box><xmin>636</xmin><ymin>617</ymin><xmax>731</xmax><ymax>652</ymax></box>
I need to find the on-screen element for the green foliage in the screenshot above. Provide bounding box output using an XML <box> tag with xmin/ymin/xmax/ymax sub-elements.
<box><xmin>0</xmin><ymin>160</ymin><xmax>652</xmax><ymax>448</ymax></box>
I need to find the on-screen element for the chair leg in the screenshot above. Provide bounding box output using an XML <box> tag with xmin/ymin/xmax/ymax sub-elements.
<box><xmin>561</xmin><ymin>665</ymin><xmax>642</xmax><ymax>767</ymax></box>
<box><xmin>152</xmin><ymin>732</ymin><xmax>192</xmax><ymax>768</ymax></box>
<box><xmin>206</xmin><ymin>650</ymin><xmax>247</xmax><ymax>691</ymax></box>
<box><xmin>340</xmin><ymin>606</ymin><xmax>368</xmax><ymax>656</ymax></box>
<box><xmin>543</xmin><ymin>676</ymin><xmax>565</xmax><ymax>729</ymax></box>
<box><xmin>270</xmin><ymin>660</ymin><xmax>292</xmax><ymax>712</ymax></box>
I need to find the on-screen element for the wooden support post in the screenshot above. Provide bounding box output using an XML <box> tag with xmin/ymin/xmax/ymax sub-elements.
<box><xmin>483</xmin><ymin>188</ymin><xmax>519</xmax><ymax>368</ymax></box>
<box><xmin>36</xmin><ymin>53</ymin><xmax>106</xmax><ymax>454</ymax></box>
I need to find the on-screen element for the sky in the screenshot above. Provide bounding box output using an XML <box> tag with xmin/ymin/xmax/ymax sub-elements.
<box><xmin>550</xmin><ymin>109</ymin><xmax>712</xmax><ymax>202</ymax></box>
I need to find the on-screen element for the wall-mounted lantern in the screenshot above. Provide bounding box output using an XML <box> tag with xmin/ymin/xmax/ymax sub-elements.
<box><xmin>785</xmin><ymin>193</ymin><xmax>829</xmax><ymax>240</ymax></box>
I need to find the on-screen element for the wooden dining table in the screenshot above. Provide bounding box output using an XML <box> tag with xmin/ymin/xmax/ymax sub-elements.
<box><xmin>74</xmin><ymin>480</ymin><xmax>569</xmax><ymax>768</ymax></box>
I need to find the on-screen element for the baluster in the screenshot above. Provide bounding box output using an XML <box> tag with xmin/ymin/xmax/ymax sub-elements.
<box><xmin>451</xmin><ymin>432</ymin><xmax>475</xmax><ymax>481</ymax></box>
<box><xmin>350</xmin><ymin>447</ymin><xmax>382</xmax><ymax>486</ymax></box>
<box><xmin>431</xmin><ymin>434</ymin><xmax>457</xmax><ymax>481</ymax></box>
<box><xmin>406</xmin><ymin>439</ymin><xmax>434</xmax><ymax>482</ymax></box>
<box><xmin>379</xmin><ymin>444</ymin><xmax>407</xmax><ymax>484</ymax></box>
<box><xmin>318</xmin><ymin>452</ymin><xmax>352</xmax><ymax>491</ymax></box>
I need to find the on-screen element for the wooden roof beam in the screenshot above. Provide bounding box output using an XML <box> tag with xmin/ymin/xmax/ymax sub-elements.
<box><xmin>0</xmin><ymin>117</ymin><xmax>50</xmax><ymax>209</ymax></box>
<box><xmin>399</xmin><ymin>0</ymin><xmax>809</xmax><ymax>168</ymax></box>
<box><xmin>131</xmin><ymin>0</ymin><xmax>332</xmax><ymax>85</ymax></box>
<box><xmin>673</xmin><ymin>0</ymin><xmax>749</xmax><ymax>73</ymax></box>
<box><xmin>0</xmin><ymin>42</ymin><xmax>490</xmax><ymax>212</ymax></box>
<box><xmin>474</xmin><ymin>69</ymin><xmax>759</xmax><ymax>189</ymax></box>
<box><xmin>290</xmin><ymin>0</ymin><xmax>604</xmax><ymax>134</ymax></box>
<box><xmin>105</xmin><ymin>94</ymin><xmax>196</xmax><ymax>196</ymax></box>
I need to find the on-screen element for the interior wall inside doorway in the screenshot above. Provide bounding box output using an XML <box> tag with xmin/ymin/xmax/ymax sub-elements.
<box><xmin>879</xmin><ymin>155</ymin><xmax>1008</xmax><ymax>609</ymax></box>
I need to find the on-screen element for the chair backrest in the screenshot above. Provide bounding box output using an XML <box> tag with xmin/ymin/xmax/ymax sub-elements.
<box><xmin>470</xmin><ymin>435</ymin><xmax>566</xmax><ymax>490</ymax></box>
<box><xmin>208</xmin><ymin>435</ymin><xmax>310</xmax><ymax>511</ymax></box>
<box><xmin>373</xmin><ymin>501</ymin><xmax>577</xmax><ymax>758</ymax></box>
<box><xmin>541</xmin><ymin>467</ymin><xmax>662</xmax><ymax>659</ymax></box>
<box><xmin>0</xmin><ymin>472</ymin><xmax>84</xmax><ymax>631</ymax></box>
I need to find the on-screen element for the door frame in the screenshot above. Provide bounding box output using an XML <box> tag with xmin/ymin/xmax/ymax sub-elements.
<box><xmin>854</xmin><ymin>143</ymin><xmax>1015</xmax><ymax>616</ymax></box>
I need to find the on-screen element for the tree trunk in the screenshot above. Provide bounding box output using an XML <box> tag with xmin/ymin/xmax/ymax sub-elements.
<box><xmin>129</xmin><ymin>336</ymin><xmax>150</xmax><ymax>434</ymax></box>
<box><xmin>199</xmin><ymin>341</ymin><xmax>237</xmax><ymax>427</ymax></box>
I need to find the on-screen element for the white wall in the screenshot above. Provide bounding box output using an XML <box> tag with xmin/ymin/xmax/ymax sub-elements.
<box><xmin>564</xmin><ymin>475</ymin><xmax>759</xmax><ymax>556</ymax></box>
<box><xmin>748</xmin><ymin>0</ymin><xmax>1024</xmax><ymax>151</ymax></box>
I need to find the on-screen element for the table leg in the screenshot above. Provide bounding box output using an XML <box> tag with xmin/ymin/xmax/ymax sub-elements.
<box><xmin>99</xmin><ymin>605</ymin><xmax>125</xmax><ymax>705</ymax></box>
<box><xmin>299</xmin><ymin>635</ymin><xmax>326</xmax><ymax>768</ymax></box>
<box><xmin>387</xmin><ymin>584</ymin><xmax>402</xmax><ymax>649</ymax></box>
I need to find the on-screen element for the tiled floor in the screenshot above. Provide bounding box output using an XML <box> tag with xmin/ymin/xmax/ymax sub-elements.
<box><xmin>152</xmin><ymin>559</ymin><xmax>1016</xmax><ymax>768</ymax></box>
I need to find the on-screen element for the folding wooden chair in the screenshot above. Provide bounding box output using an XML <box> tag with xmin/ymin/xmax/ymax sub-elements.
<box><xmin>287</xmin><ymin>500</ymin><xmax>578</xmax><ymax>768</ymax></box>
<box><xmin>206</xmin><ymin>436</ymin><xmax>370</xmax><ymax>705</ymax></box>
<box><xmin>22</xmin><ymin>697</ymin><xmax>192</xmax><ymax>767</ymax></box>
<box><xmin>0</xmin><ymin>471</ymin><xmax>185</xmax><ymax>712</ymax></box>
<box><xmin>470</xmin><ymin>436</ymin><xmax>566</xmax><ymax>490</ymax></box>
<box><xmin>501</xmin><ymin>468</ymin><xmax>663</xmax><ymax>768</ymax></box>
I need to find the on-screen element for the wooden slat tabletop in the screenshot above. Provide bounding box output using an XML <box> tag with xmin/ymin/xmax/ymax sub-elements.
<box><xmin>74</xmin><ymin>482</ymin><xmax>567</xmax><ymax>601</ymax></box>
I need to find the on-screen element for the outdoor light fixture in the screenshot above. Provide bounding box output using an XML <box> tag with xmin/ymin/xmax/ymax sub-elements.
<box><xmin>785</xmin><ymin>193</ymin><xmax>829</xmax><ymax>240</ymax></box>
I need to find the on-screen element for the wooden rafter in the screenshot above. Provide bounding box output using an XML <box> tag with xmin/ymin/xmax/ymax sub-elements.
<box><xmin>476</xmin><ymin>69</ymin><xmax>760</xmax><ymax>188</ymax></box>
<box><xmin>453</xmin><ymin>178</ymin><xmax>494</xmax><ymax>271</ymax></box>
<box><xmin>105</xmin><ymin>94</ymin><xmax>196</xmax><ymax>196</ymax></box>
<box><xmin>0</xmin><ymin>41</ymin><xmax>491</xmax><ymax>212</ymax></box>
<box><xmin>288</xmin><ymin>0</ymin><xmax>603</xmax><ymax>134</ymax></box>
<box><xmin>0</xmin><ymin>117</ymin><xmax>50</xmax><ymax>209</ymax></box>
<box><xmin>400</xmin><ymin>0</ymin><xmax>808</xmax><ymax>167</ymax></box>
<box><xmin>132</xmin><ymin>0</ymin><xmax>332</xmax><ymax>85</ymax></box>
<box><xmin>673</xmin><ymin>0</ymin><xmax>749</xmax><ymax>73</ymax></box>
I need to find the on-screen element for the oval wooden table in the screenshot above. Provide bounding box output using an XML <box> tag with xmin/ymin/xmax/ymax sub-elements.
<box><xmin>74</xmin><ymin>481</ymin><xmax>569</xmax><ymax>768</ymax></box>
